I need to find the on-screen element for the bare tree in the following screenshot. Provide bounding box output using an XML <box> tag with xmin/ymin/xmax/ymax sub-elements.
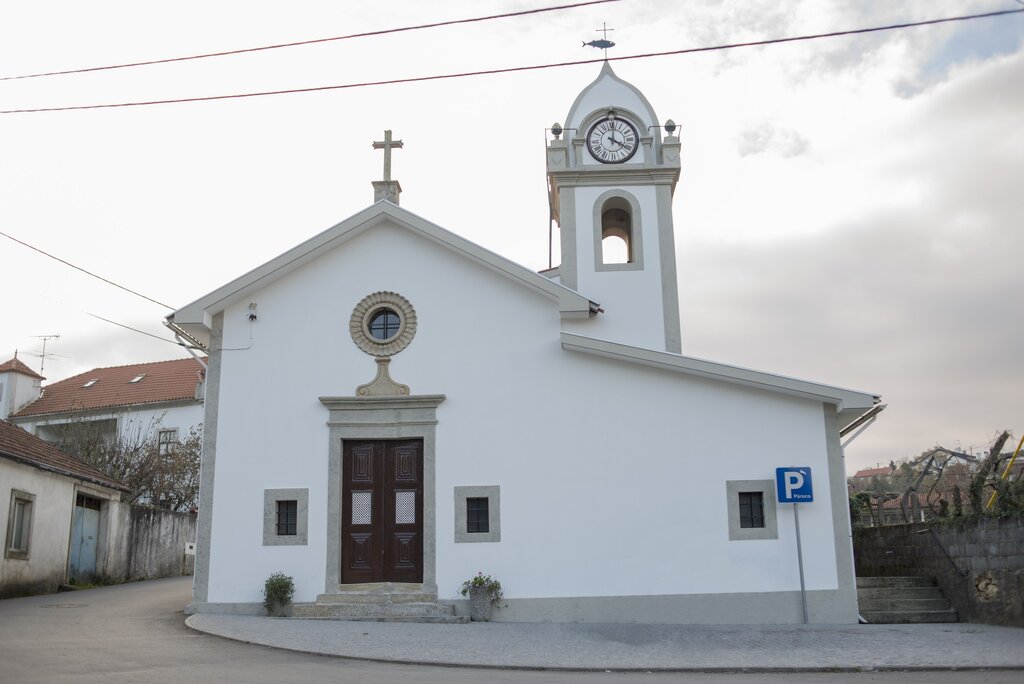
<box><xmin>54</xmin><ymin>418</ymin><xmax>202</xmax><ymax>511</ymax></box>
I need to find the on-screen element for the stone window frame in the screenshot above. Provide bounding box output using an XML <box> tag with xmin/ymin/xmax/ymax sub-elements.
<box><xmin>454</xmin><ymin>485</ymin><xmax>501</xmax><ymax>543</ymax></box>
<box><xmin>726</xmin><ymin>480</ymin><xmax>778</xmax><ymax>541</ymax></box>
<box><xmin>5</xmin><ymin>489</ymin><xmax>35</xmax><ymax>560</ymax></box>
<box><xmin>263</xmin><ymin>488</ymin><xmax>308</xmax><ymax>546</ymax></box>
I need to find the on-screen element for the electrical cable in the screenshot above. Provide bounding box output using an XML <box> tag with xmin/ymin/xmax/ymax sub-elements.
<box><xmin>3</xmin><ymin>8</ymin><xmax>1020</xmax><ymax>115</ymax></box>
<box><xmin>34</xmin><ymin>292</ymin><xmax>192</xmax><ymax>348</ymax></box>
<box><xmin>84</xmin><ymin>311</ymin><xmax>187</xmax><ymax>347</ymax></box>
<box><xmin>0</xmin><ymin>229</ymin><xmax>175</xmax><ymax>309</ymax></box>
<box><xmin>0</xmin><ymin>0</ymin><xmax>621</xmax><ymax>81</ymax></box>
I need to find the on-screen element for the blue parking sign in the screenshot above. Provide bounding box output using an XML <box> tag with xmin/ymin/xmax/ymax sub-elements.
<box><xmin>776</xmin><ymin>467</ymin><xmax>813</xmax><ymax>503</ymax></box>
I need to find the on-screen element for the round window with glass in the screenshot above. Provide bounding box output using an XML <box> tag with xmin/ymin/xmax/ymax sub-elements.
<box><xmin>350</xmin><ymin>292</ymin><xmax>417</xmax><ymax>357</ymax></box>
<box><xmin>368</xmin><ymin>308</ymin><xmax>401</xmax><ymax>341</ymax></box>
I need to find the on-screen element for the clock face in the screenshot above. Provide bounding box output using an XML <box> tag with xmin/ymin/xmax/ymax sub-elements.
<box><xmin>587</xmin><ymin>118</ymin><xmax>639</xmax><ymax>163</ymax></box>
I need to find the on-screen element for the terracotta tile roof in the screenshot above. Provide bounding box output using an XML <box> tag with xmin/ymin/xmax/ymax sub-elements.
<box><xmin>851</xmin><ymin>465</ymin><xmax>895</xmax><ymax>478</ymax></box>
<box><xmin>0</xmin><ymin>419</ymin><xmax>128</xmax><ymax>491</ymax></box>
<box><xmin>0</xmin><ymin>357</ymin><xmax>45</xmax><ymax>381</ymax></box>
<box><xmin>879</xmin><ymin>493</ymin><xmax>932</xmax><ymax>509</ymax></box>
<box><xmin>14</xmin><ymin>358</ymin><xmax>205</xmax><ymax>418</ymax></box>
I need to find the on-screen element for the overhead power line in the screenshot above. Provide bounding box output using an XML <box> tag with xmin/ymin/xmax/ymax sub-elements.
<box><xmin>34</xmin><ymin>292</ymin><xmax>193</xmax><ymax>349</ymax></box>
<box><xmin>0</xmin><ymin>229</ymin><xmax>175</xmax><ymax>309</ymax></box>
<box><xmin>0</xmin><ymin>0</ymin><xmax>621</xmax><ymax>81</ymax></box>
<box><xmin>84</xmin><ymin>311</ymin><xmax>185</xmax><ymax>347</ymax></box>
<box><xmin>2</xmin><ymin>8</ymin><xmax>1020</xmax><ymax>115</ymax></box>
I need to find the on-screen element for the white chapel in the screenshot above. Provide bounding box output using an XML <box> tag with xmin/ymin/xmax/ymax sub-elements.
<box><xmin>168</xmin><ymin>62</ymin><xmax>880</xmax><ymax>623</ymax></box>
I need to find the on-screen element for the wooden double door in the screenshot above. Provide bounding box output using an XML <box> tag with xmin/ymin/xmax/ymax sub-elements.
<box><xmin>341</xmin><ymin>439</ymin><xmax>424</xmax><ymax>584</ymax></box>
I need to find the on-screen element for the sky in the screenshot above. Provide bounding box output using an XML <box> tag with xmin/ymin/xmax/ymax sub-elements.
<box><xmin>1</xmin><ymin>0</ymin><xmax>1021</xmax><ymax>474</ymax></box>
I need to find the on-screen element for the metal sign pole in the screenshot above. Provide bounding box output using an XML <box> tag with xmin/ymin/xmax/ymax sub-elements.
<box><xmin>793</xmin><ymin>503</ymin><xmax>808</xmax><ymax>624</ymax></box>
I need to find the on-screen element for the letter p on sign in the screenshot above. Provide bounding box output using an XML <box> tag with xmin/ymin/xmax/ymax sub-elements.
<box><xmin>776</xmin><ymin>467</ymin><xmax>813</xmax><ymax>503</ymax></box>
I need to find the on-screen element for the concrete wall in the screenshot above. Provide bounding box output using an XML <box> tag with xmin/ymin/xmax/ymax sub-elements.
<box><xmin>0</xmin><ymin>459</ymin><xmax>124</xmax><ymax>598</ymax></box>
<box><xmin>200</xmin><ymin>219</ymin><xmax>852</xmax><ymax>622</ymax></box>
<box><xmin>1</xmin><ymin>456</ymin><xmax>195</xmax><ymax>598</ymax></box>
<box><xmin>854</xmin><ymin>517</ymin><xmax>1024</xmax><ymax>626</ymax></box>
<box><xmin>107</xmin><ymin>505</ymin><xmax>196</xmax><ymax>581</ymax></box>
<box><xmin>0</xmin><ymin>460</ymin><xmax>78</xmax><ymax>597</ymax></box>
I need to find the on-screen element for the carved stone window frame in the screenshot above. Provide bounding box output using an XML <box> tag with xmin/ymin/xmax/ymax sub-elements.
<box><xmin>350</xmin><ymin>291</ymin><xmax>417</xmax><ymax>357</ymax></box>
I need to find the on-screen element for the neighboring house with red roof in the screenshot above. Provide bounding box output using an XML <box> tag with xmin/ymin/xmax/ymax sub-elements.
<box><xmin>1</xmin><ymin>419</ymin><xmax>129</xmax><ymax>598</ymax></box>
<box><xmin>851</xmin><ymin>465</ymin><xmax>895</xmax><ymax>479</ymax></box>
<box><xmin>5</xmin><ymin>357</ymin><xmax>205</xmax><ymax>460</ymax></box>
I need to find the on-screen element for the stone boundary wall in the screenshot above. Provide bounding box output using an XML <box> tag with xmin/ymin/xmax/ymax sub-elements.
<box><xmin>108</xmin><ymin>505</ymin><xmax>196</xmax><ymax>581</ymax></box>
<box><xmin>853</xmin><ymin>516</ymin><xmax>1024</xmax><ymax>626</ymax></box>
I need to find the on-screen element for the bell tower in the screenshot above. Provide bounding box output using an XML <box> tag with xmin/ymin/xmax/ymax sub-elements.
<box><xmin>546</xmin><ymin>62</ymin><xmax>682</xmax><ymax>353</ymax></box>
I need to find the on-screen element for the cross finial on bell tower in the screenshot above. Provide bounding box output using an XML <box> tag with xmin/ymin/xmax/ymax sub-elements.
<box><xmin>371</xmin><ymin>129</ymin><xmax>404</xmax><ymax>205</ymax></box>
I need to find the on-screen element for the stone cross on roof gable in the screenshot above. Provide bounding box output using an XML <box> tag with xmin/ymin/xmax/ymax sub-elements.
<box><xmin>371</xmin><ymin>129</ymin><xmax>403</xmax><ymax>205</ymax></box>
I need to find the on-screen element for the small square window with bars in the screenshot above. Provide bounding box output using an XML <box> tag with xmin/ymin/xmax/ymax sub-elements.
<box><xmin>738</xmin><ymin>491</ymin><xmax>765</xmax><ymax>528</ymax></box>
<box><xmin>466</xmin><ymin>497</ymin><xmax>489</xmax><ymax>534</ymax></box>
<box><xmin>276</xmin><ymin>500</ymin><xmax>297</xmax><ymax>536</ymax></box>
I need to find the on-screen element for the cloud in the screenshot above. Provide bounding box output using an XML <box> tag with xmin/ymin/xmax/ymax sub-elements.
<box><xmin>680</xmin><ymin>48</ymin><xmax>1024</xmax><ymax>472</ymax></box>
<box><xmin>736</xmin><ymin>122</ymin><xmax>810</xmax><ymax>157</ymax></box>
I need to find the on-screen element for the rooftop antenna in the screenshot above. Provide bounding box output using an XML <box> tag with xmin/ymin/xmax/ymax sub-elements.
<box><xmin>29</xmin><ymin>334</ymin><xmax>61</xmax><ymax>374</ymax></box>
<box><xmin>583</xmin><ymin>23</ymin><xmax>615</xmax><ymax>60</ymax></box>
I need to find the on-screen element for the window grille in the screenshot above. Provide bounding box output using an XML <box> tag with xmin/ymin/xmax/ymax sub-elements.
<box><xmin>466</xmin><ymin>497</ymin><xmax>489</xmax><ymax>534</ymax></box>
<box><xmin>739</xmin><ymin>491</ymin><xmax>765</xmax><ymax>528</ymax></box>
<box><xmin>276</xmin><ymin>500</ymin><xmax>297</xmax><ymax>536</ymax></box>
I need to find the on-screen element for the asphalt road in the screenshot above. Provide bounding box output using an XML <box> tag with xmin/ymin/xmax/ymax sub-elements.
<box><xmin>0</xmin><ymin>577</ymin><xmax>1019</xmax><ymax>684</ymax></box>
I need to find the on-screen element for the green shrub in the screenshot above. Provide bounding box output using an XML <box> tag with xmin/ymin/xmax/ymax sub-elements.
<box><xmin>263</xmin><ymin>572</ymin><xmax>294</xmax><ymax>616</ymax></box>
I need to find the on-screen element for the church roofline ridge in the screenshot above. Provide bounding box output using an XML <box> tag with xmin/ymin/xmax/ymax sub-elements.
<box><xmin>169</xmin><ymin>202</ymin><xmax>596</xmax><ymax>339</ymax></box>
<box><xmin>560</xmin><ymin>332</ymin><xmax>880</xmax><ymax>413</ymax></box>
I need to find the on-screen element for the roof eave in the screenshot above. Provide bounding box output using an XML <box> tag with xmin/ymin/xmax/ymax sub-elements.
<box><xmin>560</xmin><ymin>332</ymin><xmax>879</xmax><ymax>411</ymax></box>
<box><xmin>0</xmin><ymin>452</ymin><xmax>129</xmax><ymax>493</ymax></box>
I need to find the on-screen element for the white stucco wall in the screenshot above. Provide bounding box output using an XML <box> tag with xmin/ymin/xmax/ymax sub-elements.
<box><xmin>562</xmin><ymin>184</ymin><xmax>667</xmax><ymax>350</ymax></box>
<box><xmin>202</xmin><ymin>220</ymin><xmax>842</xmax><ymax>609</ymax></box>
<box><xmin>0</xmin><ymin>372</ymin><xmax>43</xmax><ymax>420</ymax></box>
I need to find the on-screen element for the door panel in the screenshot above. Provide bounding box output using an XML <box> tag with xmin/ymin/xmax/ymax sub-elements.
<box><xmin>341</xmin><ymin>441</ymin><xmax>382</xmax><ymax>583</ymax></box>
<box><xmin>69</xmin><ymin>498</ymin><xmax>100</xmax><ymax>581</ymax></box>
<box><xmin>341</xmin><ymin>439</ymin><xmax>423</xmax><ymax>584</ymax></box>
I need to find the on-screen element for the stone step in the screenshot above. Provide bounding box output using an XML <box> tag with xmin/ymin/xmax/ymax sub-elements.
<box><xmin>314</xmin><ymin>591</ymin><xmax>438</xmax><ymax>605</ymax></box>
<box><xmin>292</xmin><ymin>601</ymin><xmax>462</xmax><ymax>623</ymax></box>
<box><xmin>857</xmin><ymin>586</ymin><xmax>946</xmax><ymax>600</ymax></box>
<box><xmin>296</xmin><ymin>614</ymin><xmax>470</xmax><ymax>624</ymax></box>
<box><xmin>856</xmin><ymin>576</ymin><xmax>935</xmax><ymax>589</ymax></box>
<box><xmin>858</xmin><ymin>597</ymin><xmax>952</xmax><ymax>612</ymax></box>
<box><xmin>860</xmin><ymin>609</ymin><xmax>958</xmax><ymax>624</ymax></box>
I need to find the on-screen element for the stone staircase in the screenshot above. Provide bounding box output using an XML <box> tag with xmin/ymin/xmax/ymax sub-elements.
<box><xmin>291</xmin><ymin>582</ymin><xmax>467</xmax><ymax>623</ymax></box>
<box><xmin>857</xmin><ymin>576</ymin><xmax>958</xmax><ymax>624</ymax></box>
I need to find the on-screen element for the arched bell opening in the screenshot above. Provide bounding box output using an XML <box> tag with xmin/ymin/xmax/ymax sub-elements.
<box><xmin>600</xmin><ymin>198</ymin><xmax>634</xmax><ymax>265</ymax></box>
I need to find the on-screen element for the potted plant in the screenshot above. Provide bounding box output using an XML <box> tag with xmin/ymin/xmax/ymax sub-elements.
<box><xmin>263</xmin><ymin>571</ymin><xmax>295</xmax><ymax>617</ymax></box>
<box><xmin>460</xmin><ymin>571</ymin><xmax>503</xmax><ymax>621</ymax></box>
